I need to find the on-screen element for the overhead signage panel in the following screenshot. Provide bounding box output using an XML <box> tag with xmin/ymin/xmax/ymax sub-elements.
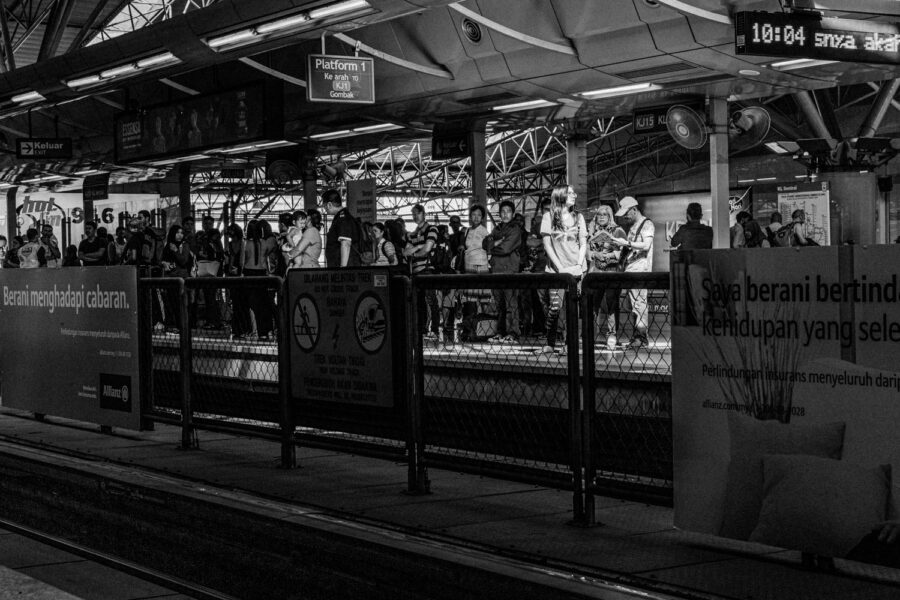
<box><xmin>632</xmin><ymin>106</ymin><xmax>671</xmax><ymax>135</ymax></box>
<box><xmin>113</xmin><ymin>81</ymin><xmax>283</xmax><ymax>164</ymax></box>
<box><xmin>735</xmin><ymin>11</ymin><xmax>900</xmax><ymax>65</ymax></box>
<box><xmin>16</xmin><ymin>138</ymin><xmax>72</xmax><ymax>159</ymax></box>
<box><xmin>307</xmin><ymin>54</ymin><xmax>375</xmax><ymax>104</ymax></box>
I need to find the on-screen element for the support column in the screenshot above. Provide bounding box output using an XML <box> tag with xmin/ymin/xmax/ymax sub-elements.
<box><xmin>468</xmin><ymin>129</ymin><xmax>487</xmax><ymax>208</ymax></box>
<box><xmin>178</xmin><ymin>163</ymin><xmax>192</xmax><ymax>223</ymax></box>
<box><xmin>566</xmin><ymin>135</ymin><xmax>588</xmax><ymax>211</ymax></box>
<box><xmin>6</xmin><ymin>187</ymin><xmax>15</xmax><ymax>241</ymax></box>
<box><xmin>303</xmin><ymin>151</ymin><xmax>319</xmax><ymax>211</ymax></box>
<box><xmin>709</xmin><ymin>97</ymin><xmax>730</xmax><ymax>249</ymax></box>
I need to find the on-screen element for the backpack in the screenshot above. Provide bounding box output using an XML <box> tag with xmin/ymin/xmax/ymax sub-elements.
<box><xmin>772</xmin><ymin>224</ymin><xmax>794</xmax><ymax>247</ymax></box>
<box><xmin>430</xmin><ymin>238</ymin><xmax>453</xmax><ymax>273</ymax></box>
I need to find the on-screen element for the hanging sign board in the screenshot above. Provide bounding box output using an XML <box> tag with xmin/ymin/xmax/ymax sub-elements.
<box><xmin>346</xmin><ymin>178</ymin><xmax>377</xmax><ymax>225</ymax></box>
<box><xmin>633</xmin><ymin>106</ymin><xmax>670</xmax><ymax>135</ymax></box>
<box><xmin>307</xmin><ymin>54</ymin><xmax>375</xmax><ymax>104</ymax></box>
<box><xmin>16</xmin><ymin>138</ymin><xmax>72</xmax><ymax>159</ymax></box>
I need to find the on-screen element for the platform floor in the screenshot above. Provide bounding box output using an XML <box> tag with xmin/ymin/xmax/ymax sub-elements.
<box><xmin>0</xmin><ymin>409</ymin><xmax>898</xmax><ymax>600</ymax></box>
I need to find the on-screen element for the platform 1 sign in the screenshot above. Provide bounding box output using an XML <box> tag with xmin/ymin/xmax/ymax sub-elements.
<box><xmin>307</xmin><ymin>54</ymin><xmax>375</xmax><ymax>104</ymax></box>
<box><xmin>287</xmin><ymin>268</ymin><xmax>393</xmax><ymax>407</ymax></box>
<box><xmin>0</xmin><ymin>267</ymin><xmax>141</xmax><ymax>430</ymax></box>
<box><xmin>16</xmin><ymin>137</ymin><xmax>72</xmax><ymax>159</ymax></box>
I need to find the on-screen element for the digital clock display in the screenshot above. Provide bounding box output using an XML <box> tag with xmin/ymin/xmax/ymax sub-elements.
<box><xmin>735</xmin><ymin>11</ymin><xmax>900</xmax><ymax>66</ymax></box>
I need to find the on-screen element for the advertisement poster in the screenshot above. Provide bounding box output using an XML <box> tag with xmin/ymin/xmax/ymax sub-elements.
<box><xmin>288</xmin><ymin>268</ymin><xmax>394</xmax><ymax>407</ymax></box>
<box><xmin>777</xmin><ymin>182</ymin><xmax>830</xmax><ymax>246</ymax></box>
<box><xmin>0</xmin><ymin>267</ymin><xmax>141</xmax><ymax>429</ymax></box>
<box><xmin>672</xmin><ymin>246</ymin><xmax>900</xmax><ymax>563</ymax></box>
<box><xmin>640</xmin><ymin>188</ymin><xmax>750</xmax><ymax>271</ymax></box>
<box><xmin>346</xmin><ymin>178</ymin><xmax>377</xmax><ymax>225</ymax></box>
<box><xmin>1</xmin><ymin>191</ymin><xmax>161</xmax><ymax>248</ymax></box>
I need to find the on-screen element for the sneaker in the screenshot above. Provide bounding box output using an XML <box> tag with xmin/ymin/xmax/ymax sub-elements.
<box><xmin>537</xmin><ymin>345</ymin><xmax>556</xmax><ymax>354</ymax></box>
<box><xmin>606</xmin><ymin>335</ymin><xmax>618</xmax><ymax>349</ymax></box>
<box><xmin>423</xmin><ymin>332</ymin><xmax>438</xmax><ymax>341</ymax></box>
<box><xmin>487</xmin><ymin>335</ymin><xmax>504</xmax><ymax>344</ymax></box>
<box><xmin>153</xmin><ymin>322</ymin><xmax>166</xmax><ymax>333</ymax></box>
<box><xmin>627</xmin><ymin>336</ymin><xmax>647</xmax><ymax>349</ymax></box>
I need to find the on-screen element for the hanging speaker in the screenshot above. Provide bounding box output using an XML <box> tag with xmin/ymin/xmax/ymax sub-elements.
<box><xmin>666</xmin><ymin>105</ymin><xmax>708</xmax><ymax>150</ymax></box>
<box><xmin>729</xmin><ymin>107</ymin><xmax>771</xmax><ymax>153</ymax></box>
<box><xmin>266</xmin><ymin>147</ymin><xmax>301</xmax><ymax>184</ymax></box>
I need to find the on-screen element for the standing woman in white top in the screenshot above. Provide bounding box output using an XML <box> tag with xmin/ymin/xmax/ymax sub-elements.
<box><xmin>539</xmin><ymin>185</ymin><xmax>587</xmax><ymax>353</ymax></box>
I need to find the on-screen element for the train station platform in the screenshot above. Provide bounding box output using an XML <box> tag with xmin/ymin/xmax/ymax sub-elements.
<box><xmin>0</xmin><ymin>409</ymin><xmax>898</xmax><ymax>600</ymax></box>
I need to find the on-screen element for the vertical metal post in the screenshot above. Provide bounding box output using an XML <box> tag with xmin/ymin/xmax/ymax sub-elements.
<box><xmin>179</xmin><ymin>280</ymin><xmax>193</xmax><ymax>450</ymax></box>
<box><xmin>709</xmin><ymin>97</ymin><xmax>730</xmax><ymax>249</ymax></box>
<box><xmin>138</xmin><ymin>280</ymin><xmax>155</xmax><ymax>431</ymax></box>
<box><xmin>579</xmin><ymin>278</ymin><xmax>596</xmax><ymax>526</ymax></box>
<box><xmin>407</xmin><ymin>278</ymin><xmax>429</xmax><ymax>494</ymax></box>
<box><xmin>0</xmin><ymin>4</ymin><xmax>13</xmax><ymax>72</ymax></box>
<box><xmin>565</xmin><ymin>276</ymin><xmax>585</xmax><ymax>523</ymax></box>
<box><xmin>468</xmin><ymin>128</ymin><xmax>487</xmax><ymax>209</ymax></box>
<box><xmin>277</xmin><ymin>278</ymin><xmax>296</xmax><ymax>468</ymax></box>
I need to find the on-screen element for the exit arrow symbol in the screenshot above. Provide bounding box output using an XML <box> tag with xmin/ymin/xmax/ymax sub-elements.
<box><xmin>20</xmin><ymin>142</ymin><xmax>33</xmax><ymax>155</ymax></box>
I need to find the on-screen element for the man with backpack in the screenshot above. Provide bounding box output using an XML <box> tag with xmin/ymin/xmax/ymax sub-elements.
<box><xmin>763</xmin><ymin>211</ymin><xmax>783</xmax><ymax>247</ymax></box>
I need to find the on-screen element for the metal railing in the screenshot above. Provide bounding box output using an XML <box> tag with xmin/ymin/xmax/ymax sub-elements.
<box><xmin>135</xmin><ymin>270</ymin><xmax>675</xmax><ymax>523</ymax></box>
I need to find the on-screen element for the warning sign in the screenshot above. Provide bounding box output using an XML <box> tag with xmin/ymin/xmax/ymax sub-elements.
<box><xmin>287</xmin><ymin>268</ymin><xmax>393</xmax><ymax>407</ymax></box>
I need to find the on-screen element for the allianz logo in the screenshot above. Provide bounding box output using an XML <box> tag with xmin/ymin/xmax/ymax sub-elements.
<box><xmin>103</xmin><ymin>385</ymin><xmax>130</xmax><ymax>403</ymax></box>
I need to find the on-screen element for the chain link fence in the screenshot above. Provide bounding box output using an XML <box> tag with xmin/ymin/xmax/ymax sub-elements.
<box><xmin>413</xmin><ymin>273</ymin><xmax>582</xmax><ymax>492</ymax></box>
<box><xmin>581</xmin><ymin>272</ymin><xmax>673</xmax><ymax>508</ymax></box>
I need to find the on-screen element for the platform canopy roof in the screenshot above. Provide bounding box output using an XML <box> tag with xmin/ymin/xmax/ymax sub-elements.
<box><xmin>0</xmin><ymin>0</ymin><xmax>898</xmax><ymax>186</ymax></box>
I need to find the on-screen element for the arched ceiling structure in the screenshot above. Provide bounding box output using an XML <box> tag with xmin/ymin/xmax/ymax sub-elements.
<box><xmin>0</xmin><ymin>0</ymin><xmax>898</xmax><ymax>216</ymax></box>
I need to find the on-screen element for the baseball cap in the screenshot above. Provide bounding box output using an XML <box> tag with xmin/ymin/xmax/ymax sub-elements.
<box><xmin>615</xmin><ymin>196</ymin><xmax>638</xmax><ymax>217</ymax></box>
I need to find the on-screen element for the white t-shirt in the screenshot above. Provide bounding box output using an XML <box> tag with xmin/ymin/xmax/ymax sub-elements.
<box><xmin>540</xmin><ymin>211</ymin><xmax>586</xmax><ymax>274</ymax></box>
<box><xmin>464</xmin><ymin>224</ymin><xmax>489</xmax><ymax>269</ymax></box>
<box><xmin>625</xmin><ymin>218</ymin><xmax>654</xmax><ymax>272</ymax></box>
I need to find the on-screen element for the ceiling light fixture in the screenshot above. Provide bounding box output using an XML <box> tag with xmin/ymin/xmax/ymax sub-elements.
<box><xmin>578</xmin><ymin>82</ymin><xmax>659</xmax><ymax>99</ymax></box>
<box><xmin>149</xmin><ymin>154</ymin><xmax>208</xmax><ymax>166</ymax></box>
<box><xmin>73</xmin><ymin>169</ymin><xmax>104</xmax><ymax>176</ymax></box>
<box><xmin>492</xmin><ymin>99</ymin><xmax>557</xmax><ymax>112</ymax></box>
<box><xmin>206</xmin><ymin>1</ymin><xmax>372</xmax><ymax>52</ymax></box>
<box><xmin>769</xmin><ymin>58</ymin><xmax>836</xmax><ymax>71</ymax></box>
<box><xmin>218</xmin><ymin>140</ymin><xmax>295</xmax><ymax>154</ymax></box>
<box><xmin>65</xmin><ymin>52</ymin><xmax>180</xmax><ymax>89</ymax></box>
<box><xmin>738</xmin><ymin>69</ymin><xmax>760</xmax><ymax>76</ymax></box>
<box><xmin>756</xmin><ymin>176</ymin><xmax>777</xmax><ymax>181</ymax></box>
<box><xmin>10</xmin><ymin>91</ymin><xmax>45</xmax><ymax>104</ymax></box>
<box><xmin>310</xmin><ymin>123</ymin><xmax>403</xmax><ymax>140</ymax></box>
<box><xmin>20</xmin><ymin>175</ymin><xmax>66</xmax><ymax>184</ymax></box>
<box><xmin>764</xmin><ymin>142</ymin><xmax>789</xmax><ymax>154</ymax></box>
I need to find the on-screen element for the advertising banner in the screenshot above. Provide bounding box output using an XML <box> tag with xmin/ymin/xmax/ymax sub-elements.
<box><xmin>346</xmin><ymin>178</ymin><xmax>377</xmax><ymax>225</ymax></box>
<box><xmin>776</xmin><ymin>181</ymin><xmax>830</xmax><ymax>246</ymax></box>
<box><xmin>641</xmin><ymin>188</ymin><xmax>750</xmax><ymax>271</ymax></box>
<box><xmin>672</xmin><ymin>246</ymin><xmax>900</xmax><ymax>563</ymax></box>
<box><xmin>0</xmin><ymin>267</ymin><xmax>141</xmax><ymax>429</ymax></box>
<box><xmin>0</xmin><ymin>191</ymin><xmax>161</xmax><ymax>250</ymax></box>
<box><xmin>288</xmin><ymin>268</ymin><xmax>394</xmax><ymax>407</ymax></box>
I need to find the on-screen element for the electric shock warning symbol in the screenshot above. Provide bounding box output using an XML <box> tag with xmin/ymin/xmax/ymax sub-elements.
<box><xmin>292</xmin><ymin>294</ymin><xmax>320</xmax><ymax>352</ymax></box>
<box><xmin>354</xmin><ymin>292</ymin><xmax>386</xmax><ymax>354</ymax></box>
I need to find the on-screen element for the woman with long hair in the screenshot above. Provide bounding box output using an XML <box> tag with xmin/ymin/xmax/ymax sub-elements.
<box><xmin>371</xmin><ymin>222</ymin><xmax>397</xmax><ymax>266</ymax></box>
<box><xmin>539</xmin><ymin>185</ymin><xmax>587</xmax><ymax>354</ymax></box>
<box><xmin>160</xmin><ymin>224</ymin><xmax>194</xmax><ymax>331</ymax></box>
<box><xmin>587</xmin><ymin>204</ymin><xmax>625</xmax><ymax>348</ymax></box>
<box><xmin>243</xmin><ymin>219</ymin><xmax>277</xmax><ymax>341</ymax></box>
<box><xmin>224</xmin><ymin>223</ymin><xmax>251</xmax><ymax>338</ymax></box>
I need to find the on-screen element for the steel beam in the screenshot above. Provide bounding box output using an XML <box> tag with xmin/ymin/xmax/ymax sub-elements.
<box><xmin>38</xmin><ymin>0</ymin><xmax>77</xmax><ymax>61</ymax></box>
<box><xmin>857</xmin><ymin>78</ymin><xmax>900</xmax><ymax>138</ymax></box>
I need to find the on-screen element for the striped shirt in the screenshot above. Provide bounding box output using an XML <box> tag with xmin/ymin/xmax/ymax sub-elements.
<box><xmin>408</xmin><ymin>222</ymin><xmax>437</xmax><ymax>274</ymax></box>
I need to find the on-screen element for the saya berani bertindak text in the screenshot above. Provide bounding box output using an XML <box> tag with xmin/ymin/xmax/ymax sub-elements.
<box><xmin>3</xmin><ymin>283</ymin><xmax>129</xmax><ymax>315</ymax></box>
<box><xmin>701</xmin><ymin>274</ymin><xmax>900</xmax><ymax>348</ymax></box>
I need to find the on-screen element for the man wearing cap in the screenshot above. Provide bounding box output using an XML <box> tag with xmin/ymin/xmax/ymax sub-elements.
<box><xmin>610</xmin><ymin>196</ymin><xmax>654</xmax><ymax>349</ymax></box>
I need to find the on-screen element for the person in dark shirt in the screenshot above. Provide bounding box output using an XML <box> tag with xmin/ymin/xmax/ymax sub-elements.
<box><xmin>77</xmin><ymin>221</ymin><xmax>108</xmax><ymax>266</ymax></box>
<box><xmin>670</xmin><ymin>202</ymin><xmax>713</xmax><ymax>250</ymax></box>
<box><xmin>323</xmin><ymin>188</ymin><xmax>361</xmax><ymax>267</ymax></box>
<box><xmin>483</xmin><ymin>200</ymin><xmax>523</xmax><ymax>342</ymax></box>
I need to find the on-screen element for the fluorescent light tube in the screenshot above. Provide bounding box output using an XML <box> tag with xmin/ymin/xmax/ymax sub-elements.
<box><xmin>206</xmin><ymin>29</ymin><xmax>256</xmax><ymax>49</ymax></box>
<box><xmin>770</xmin><ymin>59</ymin><xmax>836</xmax><ymax>70</ymax></box>
<box><xmin>492</xmin><ymin>99</ymin><xmax>556</xmax><ymax>112</ymax></box>
<box><xmin>136</xmin><ymin>52</ymin><xmax>177</xmax><ymax>69</ymax></box>
<box><xmin>308</xmin><ymin>0</ymin><xmax>370</xmax><ymax>20</ymax></box>
<box><xmin>310</xmin><ymin>129</ymin><xmax>352</xmax><ymax>140</ymax></box>
<box><xmin>353</xmin><ymin>123</ymin><xmax>402</xmax><ymax>133</ymax></box>
<box><xmin>66</xmin><ymin>75</ymin><xmax>102</xmax><ymax>89</ymax></box>
<box><xmin>11</xmin><ymin>91</ymin><xmax>44</xmax><ymax>104</ymax></box>
<box><xmin>764</xmin><ymin>142</ymin><xmax>789</xmax><ymax>154</ymax></box>
<box><xmin>101</xmin><ymin>63</ymin><xmax>138</xmax><ymax>79</ymax></box>
<box><xmin>256</xmin><ymin>13</ymin><xmax>311</xmax><ymax>34</ymax></box>
<box><xmin>756</xmin><ymin>176</ymin><xmax>777</xmax><ymax>181</ymax></box>
<box><xmin>579</xmin><ymin>82</ymin><xmax>659</xmax><ymax>99</ymax></box>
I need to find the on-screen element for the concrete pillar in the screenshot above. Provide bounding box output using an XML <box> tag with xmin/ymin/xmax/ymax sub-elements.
<box><xmin>566</xmin><ymin>135</ymin><xmax>588</xmax><ymax>211</ymax></box>
<box><xmin>709</xmin><ymin>97</ymin><xmax>730</xmax><ymax>248</ymax></box>
<box><xmin>468</xmin><ymin>129</ymin><xmax>487</xmax><ymax>208</ymax></box>
<box><xmin>5</xmin><ymin>187</ymin><xmax>15</xmax><ymax>241</ymax></box>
